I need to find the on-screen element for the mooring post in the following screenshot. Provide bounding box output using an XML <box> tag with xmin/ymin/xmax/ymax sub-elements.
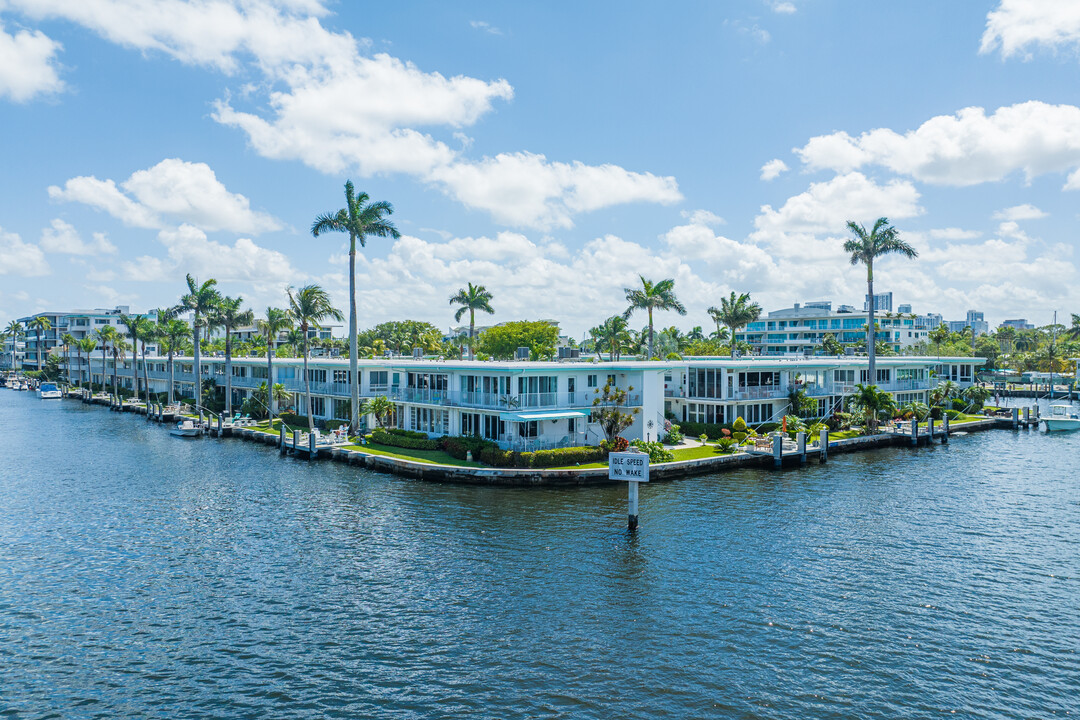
<box><xmin>279</xmin><ymin>424</ymin><xmax>286</xmax><ymax>448</ymax></box>
<box><xmin>292</xmin><ymin>429</ymin><xmax>300</xmax><ymax>453</ymax></box>
<box><xmin>941</xmin><ymin>412</ymin><xmax>949</xmax><ymax>443</ymax></box>
<box><xmin>819</xmin><ymin>428</ymin><xmax>829</xmax><ymax>462</ymax></box>
<box><xmin>1023</xmin><ymin>406</ymin><xmax>1030</xmax><ymax>428</ymax></box>
<box><xmin>928</xmin><ymin>417</ymin><xmax>935</xmax><ymax>442</ymax></box>
<box><xmin>1012</xmin><ymin>407</ymin><xmax>1019</xmax><ymax>429</ymax></box>
<box><xmin>308</xmin><ymin>431</ymin><xmax>317</xmax><ymax>460</ymax></box>
<box><xmin>772</xmin><ymin>433</ymin><xmax>782</xmax><ymax>469</ymax></box>
<box><xmin>797</xmin><ymin>431</ymin><xmax>807</xmax><ymax>463</ymax></box>
<box><xmin>217</xmin><ymin>414</ymin><xmax>223</xmax><ymax>435</ymax></box>
<box><xmin>912</xmin><ymin>419</ymin><xmax>919</xmax><ymax>446</ymax></box>
<box><xmin>628</xmin><ymin>480</ymin><xmax>639</xmax><ymax>531</ymax></box>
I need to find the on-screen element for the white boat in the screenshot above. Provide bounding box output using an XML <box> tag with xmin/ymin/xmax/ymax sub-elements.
<box><xmin>39</xmin><ymin>382</ymin><xmax>62</xmax><ymax>399</ymax></box>
<box><xmin>169</xmin><ymin>419</ymin><xmax>201</xmax><ymax>437</ymax></box>
<box><xmin>1044</xmin><ymin>403</ymin><xmax>1080</xmax><ymax>432</ymax></box>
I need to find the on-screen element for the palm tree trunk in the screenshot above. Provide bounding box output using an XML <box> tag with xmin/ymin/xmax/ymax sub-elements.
<box><xmin>266</xmin><ymin>339</ymin><xmax>274</xmax><ymax>419</ymax></box>
<box><xmin>469</xmin><ymin>308</ymin><xmax>475</xmax><ymax>361</ymax></box>
<box><xmin>168</xmin><ymin>350</ymin><xmax>175</xmax><ymax>404</ymax></box>
<box><xmin>224</xmin><ymin>329</ymin><xmax>233</xmax><ymax>417</ymax></box>
<box><xmin>729</xmin><ymin>323</ymin><xmax>737</xmax><ymax>359</ymax></box>
<box><xmin>101</xmin><ymin>347</ymin><xmax>106</xmax><ymax>393</ymax></box>
<box><xmin>648</xmin><ymin>308</ymin><xmax>654</xmax><ymax>359</ymax></box>
<box><xmin>303</xmin><ymin>332</ymin><xmax>313</xmax><ymax>432</ymax></box>
<box><xmin>193</xmin><ymin>321</ymin><xmax>202</xmax><ymax>415</ymax></box>
<box><xmin>142</xmin><ymin>342</ymin><xmax>149</xmax><ymax>406</ymax></box>
<box><xmin>132</xmin><ymin>335</ymin><xmax>140</xmax><ymax>405</ymax></box>
<box><xmin>866</xmin><ymin>263</ymin><xmax>876</xmax><ymax>387</ymax></box>
<box><xmin>349</xmin><ymin>238</ymin><xmax>360</xmax><ymax>434</ymax></box>
<box><xmin>37</xmin><ymin>331</ymin><xmax>42</xmax><ymax>373</ymax></box>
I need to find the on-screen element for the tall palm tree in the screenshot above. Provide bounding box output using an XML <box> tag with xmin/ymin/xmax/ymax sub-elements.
<box><xmin>159</xmin><ymin>318</ymin><xmax>191</xmax><ymax>405</ymax></box>
<box><xmin>286</xmin><ymin>284</ymin><xmax>344</xmax><ymax>432</ymax></box>
<box><xmin>60</xmin><ymin>333</ymin><xmax>76</xmax><ymax>383</ymax></box>
<box><xmin>175</xmin><ymin>275</ymin><xmax>221</xmax><ymax>416</ymax></box>
<box><xmin>312</xmin><ymin>181</ymin><xmax>400</xmax><ymax>434</ymax></box>
<box><xmin>257</xmin><ymin>307</ymin><xmax>293</xmax><ymax>419</ymax></box>
<box><xmin>850</xmin><ymin>383</ymin><xmax>896</xmax><ymax>435</ymax></box>
<box><xmin>843</xmin><ymin>218</ymin><xmax>918</xmax><ymax>385</ymax></box>
<box><xmin>95</xmin><ymin>325</ymin><xmax>117</xmax><ymax>394</ymax></box>
<box><xmin>449</xmin><ymin>283</ymin><xmax>495</xmax><ymax>360</ymax></box>
<box><xmin>78</xmin><ymin>337</ymin><xmax>97</xmax><ymax>387</ymax></box>
<box><xmin>711</xmin><ymin>292</ymin><xmax>763</xmax><ymax>359</ymax></box>
<box><xmin>4</xmin><ymin>320</ymin><xmax>23</xmax><ymax>371</ymax></box>
<box><xmin>211</xmin><ymin>295</ymin><xmax>254</xmax><ymax>417</ymax></box>
<box><xmin>110</xmin><ymin>337</ymin><xmax>131</xmax><ymax>398</ymax></box>
<box><xmin>28</xmin><ymin>316</ymin><xmax>51</xmax><ymax>372</ymax></box>
<box><xmin>119</xmin><ymin>313</ymin><xmax>154</xmax><ymax>405</ymax></box>
<box><xmin>596</xmin><ymin>315</ymin><xmax>632</xmax><ymax>361</ymax></box>
<box><xmin>1065</xmin><ymin>313</ymin><xmax>1080</xmax><ymax>341</ymax></box>
<box><xmin>623</xmin><ymin>276</ymin><xmax>686</xmax><ymax>360</ymax></box>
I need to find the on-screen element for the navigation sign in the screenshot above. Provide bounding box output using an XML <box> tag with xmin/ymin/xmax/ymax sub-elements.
<box><xmin>608</xmin><ymin>451</ymin><xmax>650</xmax><ymax>482</ymax></box>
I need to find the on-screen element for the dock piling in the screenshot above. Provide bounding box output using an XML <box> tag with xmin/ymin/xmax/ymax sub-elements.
<box><xmin>308</xmin><ymin>432</ymin><xmax>317</xmax><ymax>460</ymax></box>
<box><xmin>928</xmin><ymin>418</ymin><xmax>936</xmax><ymax>442</ymax></box>
<box><xmin>772</xmin><ymin>433</ymin><xmax>782</xmax><ymax>469</ymax></box>
<box><xmin>797</xmin><ymin>431</ymin><xmax>806</xmax><ymax>463</ymax></box>
<box><xmin>911</xmin><ymin>419</ymin><xmax>919</xmax><ymax>446</ymax></box>
<box><xmin>942</xmin><ymin>412</ymin><xmax>949</xmax><ymax>444</ymax></box>
<box><xmin>1012</xmin><ymin>407</ymin><xmax>1019</xmax><ymax>429</ymax></box>
<box><xmin>819</xmin><ymin>428</ymin><xmax>829</xmax><ymax>462</ymax></box>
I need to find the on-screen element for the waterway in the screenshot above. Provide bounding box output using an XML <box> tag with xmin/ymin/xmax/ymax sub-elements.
<box><xmin>2</xmin><ymin>391</ymin><xmax>1078</xmax><ymax>719</ymax></box>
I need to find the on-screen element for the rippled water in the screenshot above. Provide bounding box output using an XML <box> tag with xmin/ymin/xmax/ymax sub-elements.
<box><xmin>2</xmin><ymin>391</ymin><xmax>1078</xmax><ymax>719</ymax></box>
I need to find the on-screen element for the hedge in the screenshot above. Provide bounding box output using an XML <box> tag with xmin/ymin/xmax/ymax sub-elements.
<box><xmin>528</xmin><ymin>446</ymin><xmax>605</xmax><ymax>467</ymax></box>
<box><xmin>385</xmin><ymin>427</ymin><xmax>431</xmax><ymax>441</ymax></box>
<box><xmin>370</xmin><ymin>427</ymin><xmax>440</xmax><ymax>450</ymax></box>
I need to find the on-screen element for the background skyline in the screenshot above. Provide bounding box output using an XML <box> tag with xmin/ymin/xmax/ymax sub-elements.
<box><xmin>1</xmin><ymin>0</ymin><xmax>1078</xmax><ymax>337</ymax></box>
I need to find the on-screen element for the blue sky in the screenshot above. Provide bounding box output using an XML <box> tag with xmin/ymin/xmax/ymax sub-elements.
<box><xmin>1</xmin><ymin>0</ymin><xmax>1078</xmax><ymax>338</ymax></box>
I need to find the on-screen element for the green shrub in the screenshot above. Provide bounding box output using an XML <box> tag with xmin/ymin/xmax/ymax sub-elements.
<box><xmin>278</xmin><ymin>412</ymin><xmax>305</xmax><ymax>428</ymax></box>
<box><xmin>944</xmin><ymin>408</ymin><xmax>964</xmax><ymax>421</ymax></box>
<box><xmin>370</xmin><ymin>427</ymin><xmax>440</xmax><ymax>450</ymax></box>
<box><xmin>679</xmin><ymin>421</ymin><xmax>733</xmax><ymax>438</ymax></box>
<box><xmin>324</xmin><ymin>419</ymin><xmax>347</xmax><ymax>431</ymax></box>
<box><xmin>717</xmin><ymin>437</ymin><xmax>738</xmax><ymax>453</ymax></box>
<box><xmin>599</xmin><ymin>437</ymin><xmax>629</xmax><ymax>454</ymax></box>
<box><xmin>629</xmin><ymin>440</ymin><xmax>674</xmax><ymax>463</ymax></box>
<box><xmin>441</xmin><ymin>435</ymin><xmax>497</xmax><ymax>460</ymax></box>
<box><xmin>732</xmin><ymin>431</ymin><xmax>747</xmax><ymax>444</ymax></box>
<box><xmin>662</xmin><ymin>424</ymin><xmax>684</xmax><ymax>445</ymax></box>
<box><xmin>733</xmin><ymin>416</ymin><xmax>748</xmax><ymax>433</ymax></box>
<box><xmin>757</xmin><ymin>422</ymin><xmax>780</xmax><ymax>434</ymax></box>
<box><xmin>529</xmin><ymin>446</ymin><xmax>606</xmax><ymax>467</ymax></box>
<box><xmin>385</xmin><ymin>427</ymin><xmax>430</xmax><ymax>440</ymax></box>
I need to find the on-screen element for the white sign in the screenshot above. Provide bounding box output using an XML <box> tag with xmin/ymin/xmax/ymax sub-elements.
<box><xmin>609</xmin><ymin>451</ymin><xmax>650</xmax><ymax>482</ymax></box>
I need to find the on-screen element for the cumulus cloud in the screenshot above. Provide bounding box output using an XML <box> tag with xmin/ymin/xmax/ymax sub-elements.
<box><xmin>0</xmin><ymin>20</ymin><xmax>65</xmax><ymax>102</ymax></box>
<box><xmin>770</xmin><ymin>2</ymin><xmax>797</xmax><ymax>14</ymax></box>
<box><xmin>760</xmin><ymin>158</ymin><xmax>789</xmax><ymax>181</ymax></box>
<box><xmin>39</xmin><ymin>219</ymin><xmax>117</xmax><ymax>255</ymax></box>
<box><xmin>48</xmin><ymin>159</ymin><xmax>280</xmax><ymax>234</ymax></box>
<box><xmin>0</xmin><ymin>227</ymin><xmax>50</xmax><ymax>276</ymax></box>
<box><xmin>794</xmin><ymin>101</ymin><xmax>1080</xmax><ymax>188</ymax></box>
<box><xmin>4</xmin><ymin>0</ymin><xmax>679</xmax><ymax>229</ymax></box>
<box><xmin>470</xmin><ymin>20</ymin><xmax>502</xmax><ymax>35</ymax></box>
<box><xmin>992</xmin><ymin>203</ymin><xmax>1047</xmax><ymax>221</ymax></box>
<box><xmin>981</xmin><ymin>0</ymin><xmax>1080</xmax><ymax>59</ymax></box>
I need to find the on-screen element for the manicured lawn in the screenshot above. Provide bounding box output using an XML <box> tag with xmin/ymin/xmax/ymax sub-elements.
<box><xmin>669</xmin><ymin>444</ymin><xmax>735</xmax><ymax>461</ymax></box>
<box><xmin>828</xmin><ymin>430</ymin><xmax>863</xmax><ymax>440</ymax></box>
<box><xmin>343</xmin><ymin>442</ymin><xmax>487</xmax><ymax>468</ymax></box>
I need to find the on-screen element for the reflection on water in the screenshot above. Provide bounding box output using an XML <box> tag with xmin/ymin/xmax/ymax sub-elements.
<box><xmin>1</xmin><ymin>391</ymin><xmax>1078</xmax><ymax>719</ymax></box>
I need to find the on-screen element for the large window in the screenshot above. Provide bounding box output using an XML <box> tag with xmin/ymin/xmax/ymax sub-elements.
<box><xmin>332</xmin><ymin>370</ymin><xmax>349</xmax><ymax>384</ymax></box>
<box><xmin>735</xmin><ymin>402</ymin><xmax>773</xmax><ymax>423</ymax></box>
<box><xmin>332</xmin><ymin>398</ymin><xmax>349</xmax><ymax>420</ymax></box>
<box><xmin>688</xmin><ymin>368</ymin><xmax>722</xmax><ymax>398</ymax></box>
<box><xmin>307</xmin><ymin>369</ymin><xmax>326</xmax><ymax>383</ymax></box>
<box><xmin>409</xmin><ymin>407</ymin><xmax>449</xmax><ymax>434</ymax></box>
<box><xmin>483</xmin><ymin>415</ymin><xmax>505</xmax><ymax>440</ymax></box>
<box><xmin>737</xmin><ymin>371</ymin><xmax>779</xmax><ymax>387</ymax></box>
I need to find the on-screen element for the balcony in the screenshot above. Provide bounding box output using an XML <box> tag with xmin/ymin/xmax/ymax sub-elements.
<box><xmin>387</xmin><ymin>387</ymin><xmax>642</xmax><ymax>410</ymax></box>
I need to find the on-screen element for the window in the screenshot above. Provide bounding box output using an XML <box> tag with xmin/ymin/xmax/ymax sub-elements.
<box><xmin>518</xmin><ymin>420</ymin><xmax>539</xmax><ymax>438</ymax></box>
<box><xmin>688</xmin><ymin>368</ymin><xmax>722</xmax><ymax>398</ymax></box>
<box><xmin>834</xmin><ymin>369</ymin><xmax>855</xmax><ymax>384</ymax></box>
<box><xmin>333</xmin><ymin>370</ymin><xmax>349</xmax><ymax>383</ymax></box>
<box><xmin>568</xmin><ymin>418</ymin><xmax>577</xmax><ymax>434</ymax></box>
<box><xmin>587</xmin><ymin>374</ymin><xmax>598</xmax><ymax>388</ymax></box>
<box><xmin>252</xmin><ymin>366</ymin><xmax>268</xmax><ymax>379</ymax></box>
<box><xmin>410</xmin><ymin>407</ymin><xmax>449</xmax><ymax>434</ymax></box>
<box><xmin>462</xmin><ymin>412</ymin><xmax>481</xmax><ymax>436</ymax></box>
<box><xmin>332</xmin><ymin>398</ymin><xmax>349</xmax><ymax>420</ymax></box>
<box><xmin>734</xmin><ymin>402</ymin><xmax>772</xmax><ymax>423</ymax></box>
<box><xmin>607</xmin><ymin>374</ymin><xmax>616</xmax><ymax>386</ymax></box>
<box><xmin>483</xmin><ymin>414</ymin><xmax>505</xmax><ymax>440</ymax></box>
<box><xmin>231</xmin><ymin>366</ymin><xmax>246</xmax><ymax>377</ymax></box>
<box><xmin>307</xmin><ymin>396</ymin><xmax>325</xmax><ymax>416</ymax></box>
<box><xmin>370</xmin><ymin>370</ymin><xmax>388</xmax><ymax>388</ymax></box>
<box><xmin>307</xmin><ymin>369</ymin><xmax>327</xmax><ymax>383</ymax></box>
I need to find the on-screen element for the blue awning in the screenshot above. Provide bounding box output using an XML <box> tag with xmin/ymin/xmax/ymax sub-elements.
<box><xmin>499</xmin><ymin>410</ymin><xmax>590</xmax><ymax>422</ymax></box>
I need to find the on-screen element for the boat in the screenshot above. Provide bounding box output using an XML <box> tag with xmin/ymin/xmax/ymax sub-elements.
<box><xmin>38</xmin><ymin>382</ymin><xmax>62</xmax><ymax>399</ymax></box>
<box><xmin>1044</xmin><ymin>403</ymin><xmax>1080</xmax><ymax>432</ymax></box>
<box><xmin>169</xmin><ymin>419</ymin><xmax>202</xmax><ymax>438</ymax></box>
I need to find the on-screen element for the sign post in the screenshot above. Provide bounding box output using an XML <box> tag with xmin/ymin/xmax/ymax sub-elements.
<box><xmin>609</xmin><ymin>449</ymin><xmax>650</xmax><ymax>531</ymax></box>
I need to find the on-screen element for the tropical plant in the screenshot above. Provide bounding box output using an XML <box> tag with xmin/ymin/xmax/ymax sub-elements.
<box><xmin>849</xmin><ymin>383</ymin><xmax>896</xmax><ymax>434</ymax></box>
<box><xmin>592</xmin><ymin>382</ymin><xmax>641</xmax><ymax>443</ymax></box>
<box><xmin>312</xmin><ymin>181</ymin><xmax>400</xmax><ymax>433</ymax></box>
<box><xmin>960</xmin><ymin>384</ymin><xmax>991</xmax><ymax>411</ymax></box>
<box><xmin>257</xmin><ymin>307</ymin><xmax>293</xmax><ymax>418</ymax></box>
<box><xmin>449</xmin><ymin>283</ymin><xmax>495</xmax><ymax>361</ymax></box>
<box><xmin>623</xmin><ymin>276</ymin><xmax>686</xmax><ymax>359</ymax></box>
<box><xmin>119</xmin><ymin>312</ymin><xmax>154</xmax><ymax>405</ymax></box>
<box><xmin>59</xmin><ymin>332</ymin><xmax>76</xmax><ymax>383</ymax></box>
<box><xmin>175</xmin><ymin>275</ymin><xmax>221</xmax><ymax>416</ymax></box>
<box><xmin>157</xmin><ymin>318</ymin><xmax>190</xmax><ymax>404</ymax></box>
<box><xmin>4</xmin><ymin>320</ymin><xmax>23</xmax><ymax>371</ymax></box>
<box><xmin>210</xmin><ymin>295</ymin><xmax>254</xmax><ymax>418</ymax></box>
<box><xmin>95</xmin><ymin>325</ymin><xmax>117</xmax><ymax>395</ymax></box>
<box><xmin>592</xmin><ymin>315</ymin><xmax>632</xmax><ymax>361</ymax></box>
<box><xmin>711</xmin><ymin>292</ymin><xmax>763</xmax><ymax>359</ymax></box>
<box><xmin>110</xmin><ymin>336</ymin><xmax>131</xmax><ymax>399</ymax></box>
<box><xmin>367</xmin><ymin>395</ymin><xmax>395</xmax><ymax>428</ymax></box>
<box><xmin>77</xmin><ymin>337</ymin><xmax>97</xmax><ymax>387</ymax></box>
<box><xmin>1064</xmin><ymin>313</ymin><xmax>1080</xmax><ymax>341</ymax></box>
<box><xmin>821</xmin><ymin>333</ymin><xmax>844</xmax><ymax>356</ymax></box>
<box><xmin>476</xmin><ymin>320</ymin><xmax>559</xmax><ymax>360</ymax></box>
<box><xmin>286</xmin><ymin>284</ymin><xmax>344</xmax><ymax>432</ymax></box>
<box><xmin>843</xmin><ymin>218</ymin><xmax>918</xmax><ymax>383</ymax></box>
<box><xmin>28</xmin><ymin>316</ymin><xmax>51</xmax><ymax>372</ymax></box>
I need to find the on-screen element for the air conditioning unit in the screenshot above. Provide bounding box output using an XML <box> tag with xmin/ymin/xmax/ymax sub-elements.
<box><xmin>412</xmin><ymin>347</ymin><xmax>423</xmax><ymax>359</ymax></box>
<box><xmin>515</xmin><ymin>346</ymin><xmax>530</xmax><ymax>361</ymax></box>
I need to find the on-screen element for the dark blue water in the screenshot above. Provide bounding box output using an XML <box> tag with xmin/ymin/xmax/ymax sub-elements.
<box><xmin>2</xmin><ymin>391</ymin><xmax>1078</xmax><ymax>719</ymax></box>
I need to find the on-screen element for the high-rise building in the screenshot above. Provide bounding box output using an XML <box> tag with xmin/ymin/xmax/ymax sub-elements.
<box><xmin>1000</xmin><ymin>319</ymin><xmax>1034</xmax><ymax>330</ymax></box>
<box><xmin>897</xmin><ymin>304</ymin><xmax>912</xmax><ymax>314</ymax></box>
<box><xmin>864</xmin><ymin>291</ymin><xmax>893</xmax><ymax>312</ymax></box>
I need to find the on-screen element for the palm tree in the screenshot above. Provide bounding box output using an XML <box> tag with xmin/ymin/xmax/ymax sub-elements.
<box><xmin>257</xmin><ymin>307</ymin><xmax>293</xmax><ymax>419</ymax></box>
<box><xmin>367</xmin><ymin>395</ymin><xmax>395</xmax><ymax>429</ymax></box>
<box><xmin>110</xmin><ymin>337</ymin><xmax>131</xmax><ymax>398</ymax></box>
<box><xmin>711</xmin><ymin>292</ymin><xmax>763</xmax><ymax>359</ymax></box>
<box><xmin>211</xmin><ymin>296</ymin><xmax>254</xmax><ymax>418</ymax></box>
<box><xmin>312</xmin><ymin>181</ymin><xmax>401</xmax><ymax>434</ymax></box>
<box><xmin>4</xmin><ymin>320</ymin><xmax>23</xmax><ymax>371</ymax></box>
<box><xmin>158</xmin><ymin>318</ymin><xmax>190</xmax><ymax>405</ymax></box>
<box><xmin>623</xmin><ymin>276</ymin><xmax>686</xmax><ymax>359</ymax></box>
<box><xmin>850</xmin><ymin>383</ymin><xmax>896</xmax><ymax>434</ymax></box>
<box><xmin>596</xmin><ymin>315</ymin><xmax>632</xmax><ymax>360</ymax></box>
<box><xmin>119</xmin><ymin>313</ymin><xmax>154</xmax><ymax>405</ymax></box>
<box><xmin>60</xmin><ymin>333</ymin><xmax>76</xmax><ymax>383</ymax></box>
<box><xmin>78</xmin><ymin>337</ymin><xmax>97</xmax><ymax>387</ymax></box>
<box><xmin>1064</xmin><ymin>313</ymin><xmax>1080</xmax><ymax>341</ymax></box>
<box><xmin>271</xmin><ymin>383</ymin><xmax>292</xmax><ymax>415</ymax></box>
<box><xmin>95</xmin><ymin>325</ymin><xmax>117</xmax><ymax>394</ymax></box>
<box><xmin>843</xmin><ymin>218</ymin><xmax>918</xmax><ymax>385</ymax></box>
<box><xmin>286</xmin><ymin>284</ymin><xmax>344</xmax><ymax>432</ymax></box>
<box><xmin>28</xmin><ymin>316</ymin><xmax>51</xmax><ymax>372</ymax></box>
<box><xmin>285</xmin><ymin>328</ymin><xmax>305</xmax><ymax>357</ymax></box>
<box><xmin>175</xmin><ymin>275</ymin><xmax>221</xmax><ymax>417</ymax></box>
<box><xmin>449</xmin><ymin>283</ymin><xmax>495</xmax><ymax>361</ymax></box>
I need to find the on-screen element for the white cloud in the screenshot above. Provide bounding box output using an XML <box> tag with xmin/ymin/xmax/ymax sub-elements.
<box><xmin>981</xmin><ymin>0</ymin><xmax>1080</xmax><ymax>59</ymax></box>
<box><xmin>770</xmin><ymin>2</ymin><xmax>797</xmax><ymax>14</ymax></box>
<box><xmin>0</xmin><ymin>227</ymin><xmax>50</xmax><ymax>276</ymax></box>
<box><xmin>48</xmin><ymin>159</ymin><xmax>280</xmax><ymax>234</ymax></box>
<box><xmin>752</xmin><ymin>172</ymin><xmax>922</xmax><ymax>238</ymax></box>
<box><xmin>427</xmin><ymin>152</ymin><xmax>682</xmax><ymax>229</ymax></box>
<box><xmin>794</xmin><ymin>101</ymin><xmax>1080</xmax><ymax>187</ymax></box>
<box><xmin>929</xmin><ymin>227</ymin><xmax>982</xmax><ymax>240</ymax></box>
<box><xmin>0</xmin><ymin>20</ymin><xmax>64</xmax><ymax>102</ymax></box>
<box><xmin>39</xmin><ymin>219</ymin><xmax>117</xmax><ymax>255</ymax></box>
<box><xmin>992</xmin><ymin>203</ymin><xmax>1047</xmax><ymax>221</ymax></box>
<box><xmin>121</xmin><ymin>224</ymin><xmax>299</xmax><ymax>288</ymax></box>
<box><xmin>680</xmin><ymin>209</ymin><xmax>725</xmax><ymax>227</ymax></box>
<box><xmin>470</xmin><ymin>20</ymin><xmax>502</xmax><ymax>35</ymax></box>
<box><xmin>760</xmin><ymin>158</ymin><xmax>789</xmax><ymax>181</ymax></box>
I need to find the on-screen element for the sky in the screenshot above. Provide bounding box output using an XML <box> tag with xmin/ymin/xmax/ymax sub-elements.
<box><xmin>1</xmin><ymin>0</ymin><xmax>1079</xmax><ymax>339</ymax></box>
